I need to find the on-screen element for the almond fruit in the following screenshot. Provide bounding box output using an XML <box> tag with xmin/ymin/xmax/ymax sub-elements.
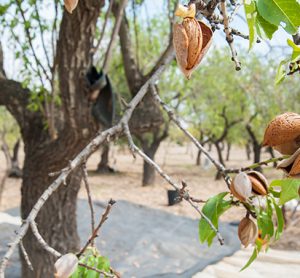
<box><xmin>247</xmin><ymin>171</ymin><xmax>268</xmax><ymax>195</ymax></box>
<box><xmin>238</xmin><ymin>217</ymin><xmax>258</xmax><ymax>247</ymax></box>
<box><xmin>263</xmin><ymin>112</ymin><xmax>300</xmax><ymax>155</ymax></box>
<box><xmin>278</xmin><ymin>147</ymin><xmax>300</xmax><ymax>177</ymax></box>
<box><xmin>173</xmin><ymin>5</ymin><xmax>213</xmax><ymax>79</ymax></box>
<box><xmin>230</xmin><ymin>172</ymin><xmax>252</xmax><ymax>202</ymax></box>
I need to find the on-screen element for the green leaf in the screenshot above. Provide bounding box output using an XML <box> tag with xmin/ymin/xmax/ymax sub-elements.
<box><xmin>257</xmin><ymin>211</ymin><xmax>274</xmax><ymax>238</ymax></box>
<box><xmin>275</xmin><ymin>60</ymin><xmax>287</xmax><ymax>84</ymax></box>
<box><xmin>287</xmin><ymin>38</ymin><xmax>300</xmax><ymax>62</ymax></box>
<box><xmin>269</xmin><ymin>188</ymin><xmax>281</xmax><ymax>198</ymax></box>
<box><xmin>241</xmin><ymin>239</ymin><xmax>263</xmax><ymax>271</ymax></box>
<box><xmin>257</xmin><ymin>0</ymin><xmax>300</xmax><ymax>34</ymax></box>
<box><xmin>270</xmin><ymin>179</ymin><xmax>300</xmax><ymax>205</ymax></box>
<box><xmin>199</xmin><ymin>192</ymin><xmax>231</xmax><ymax>246</ymax></box>
<box><xmin>255</xmin><ymin>13</ymin><xmax>278</xmax><ymax>40</ymax></box>
<box><xmin>244</xmin><ymin>0</ymin><xmax>257</xmax><ymax>50</ymax></box>
<box><xmin>271</xmin><ymin>198</ymin><xmax>284</xmax><ymax>240</ymax></box>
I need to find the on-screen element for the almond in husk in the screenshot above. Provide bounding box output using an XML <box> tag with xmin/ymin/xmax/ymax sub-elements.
<box><xmin>230</xmin><ymin>172</ymin><xmax>252</xmax><ymax>202</ymax></box>
<box><xmin>173</xmin><ymin>4</ymin><xmax>213</xmax><ymax>79</ymax></box>
<box><xmin>238</xmin><ymin>217</ymin><xmax>258</xmax><ymax>247</ymax></box>
<box><xmin>247</xmin><ymin>171</ymin><xmax>268</xmax><ymax>196</ymax></box>
<box><xmin>263</xmin><ymin>112</ymin><xmax>300</xmax><ymax>155</ymax></box>
<box><xmin>277</xmin><ymin>148</ymin><xmax>300</xmax><ymax>177</ymax></box>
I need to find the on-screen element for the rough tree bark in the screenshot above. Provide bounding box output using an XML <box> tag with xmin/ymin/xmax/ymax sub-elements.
<box><xmin>0</xmin><ymin>1</ymin><xmax>104</xmax><ymax>277</ymax></box>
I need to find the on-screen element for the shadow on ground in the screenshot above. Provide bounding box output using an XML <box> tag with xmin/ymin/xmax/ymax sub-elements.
<box><xmin>0</xmin><ymin>200</ymin><xmax>240</xmax><ymax>277</ymax></box>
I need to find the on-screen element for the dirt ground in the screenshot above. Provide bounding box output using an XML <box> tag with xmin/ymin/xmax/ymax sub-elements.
<box><xmin>0</xmin><ymin>142</ymin><xmax>299</xmax><ymax>250</ymax></box>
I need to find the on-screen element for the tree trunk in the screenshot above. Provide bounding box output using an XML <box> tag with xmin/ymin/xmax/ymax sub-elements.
<box><xmin>10</xmin><ymin>139</ymin><xmax>22</xmax><ymax>177</ymax></box>
<box><xmin>97</xmin><ymin>144</ymin><xmax>114</xmax><ymax>173</ymax></box>
<box><xmin>196</xmin><ymin>149</ymin><xmax>202</xmax><ymax>166</ymax></box>
<box><xmin>245</xmin><ymin>142</ymin><xmax>251</xmax><ymax>160</ymax></box>
<box><xmin>253</xmin><ymin>143</ymin><xmax>262</xmax><ymax>172</ymax></box>
<box><xmin>1</xmin><ymin>139</ymin><xmax>22</xmax><ymax>178</ymax></box>
<box><xmin>214</xmin><ymin>142</ymin><xmax>225</xmax><ymax>180</ymax></box>
<box><xmin>21</xmin><ymin>161</ymin><xmax>81</xmax><ymax>277</ymax></box>
<box><xmin>226</xmin><ymin>142</ymin><xmax>231</xmax><ymax>161</ymax></box>
<box><xmin>267</xmin><ymin>146</ymin><xmax>277</xmax><ymax>167</ymax></box>
<box><xmin>141</xmin><ymin>139</ymin><xmax>161</xmax><ymax>186</ymax></box>
<box><xmin>1</xmin><ymin>1</ymin><xmax>104</xmax><ymax>276</ymax></box>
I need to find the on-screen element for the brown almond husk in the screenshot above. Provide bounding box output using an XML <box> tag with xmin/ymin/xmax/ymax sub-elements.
<box><xmin>64</xmin><ymin>0</ymin><xmax>78</xmax><ymax>14</ymax></box>
<box><xmin>278</xmin><ymin>148</ymin><xmax>300</xmax><ymax>177</ymax></box>
<box><xmin>247</xmin><ymin>171</ymin><xmax>268</xmax><ymax>195</ymax></box>
<box><xmin>238</xmin><ymin>217</ymin><xmax>258</xmax><ymax>247</ymax></box>
<box><xmin>263</xmin><ymin>112</ymin><xmax>300</xmax><ymax>153</ymax></box>
<box><xmin>182</xmin><ymin>19</ymin><xmax>202</xmax><ymax>70</ymax></box>
<box><xmin>273</xmin><ymin>140</ymin><xmax>300</xmax><ymax>155</ymax></box>
<box><xmin>230</xmin><ymin>181</ymin><xmax>246</xmax><ymax>202</ymax></box>
<box><xmin>173</xmin><ymin>22</ymin><xmax>190</xmax><ymax>74</ymax></box>
<box><xmin>173</xmin><ymin>20</ymin><xmax>212</xmax><ymax>79</ymax></box>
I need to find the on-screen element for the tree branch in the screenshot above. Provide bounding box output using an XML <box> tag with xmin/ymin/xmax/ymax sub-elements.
<box><xmin>102</xmin><ymin>0</ymin><xmax>128</xmax><ymax>72</ymax></box>
<box><xmin>123</xmin><ymin>123</ymin><xmax>224</xmax><ymax>245</ymax></box>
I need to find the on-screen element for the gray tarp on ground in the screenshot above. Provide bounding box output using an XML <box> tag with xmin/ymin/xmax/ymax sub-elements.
<box><xmin>0</xmin><ymin>200</ymin><xmax>240</xmax><ymax>277</ymax></box>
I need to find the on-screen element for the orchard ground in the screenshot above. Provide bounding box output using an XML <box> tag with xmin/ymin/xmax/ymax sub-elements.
<box><xmin>0</xmin><ymin>142</ymin><xmax>299</xmax><ymax>276</ymax></box>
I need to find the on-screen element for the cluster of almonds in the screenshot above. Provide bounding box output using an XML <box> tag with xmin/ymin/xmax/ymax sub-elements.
<box><xmin>233</xmin><ymin>112</ymin><xmax>300</xmax><ymax>247</ymax></box>
<box><xmin>263</xmin><ymin>112</ymin><xmax>300</xmax><ymax>177</ymax></box>
<box><xmin>173</xmin><ymin>4</ymin><xmax>213</xmax><ymax>79</ymax></box>
<box><xmin>230</xmin><ymin>171</ymin><xmax>268</xmax><ymax>247</ymax></box>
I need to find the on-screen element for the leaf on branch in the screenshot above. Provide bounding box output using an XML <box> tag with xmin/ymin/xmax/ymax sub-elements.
<box><xmin>255</xmin><ymin>13</ymin><xmax>278</xmax><ymax>40</ymax></box>
<box><xmin>270</xmin><ymin>197</ymin><xmax>284</xmax><ymax>240</ymax></box>
<box><xmin>244</xmin><ymin>0</ymin><xmax>257</xmax><ymax>50</ymax></box>
<box><xmin>71</xmin><ymin>247</ymin><xmax>111</xmax><ymax>278</ymax></box>
<box><xmin>198</xmin><ymin>192</ymin><xmax>231</xmax><ymax>246</ymax></box>
<box><xmin>240</xmin><ymin>239</ymin><xmax>262</xmax><ymax>271</ymax></box>
<box><xmin>270</xmin><ymin>179</ymin><xmax>300</xmax><ymax>205</ymax></box>
<box><xmin>257</xmin><ymin>211</ymin><xmax>274</xmax><ymax>239</ymax></box>
<box><xmin>257</xmin><ymin>0</ymin><xmax>300</xmax><ymax>35</ymax></box>
<box><xmin>287</xmin><ymin>38</ymin><xmax>300</xmax><ymax>62</ymax></box>
<box><xmin>275</xmin><ymin>60</ymin><xmax>288</xmax><ymax>84</ymax></box>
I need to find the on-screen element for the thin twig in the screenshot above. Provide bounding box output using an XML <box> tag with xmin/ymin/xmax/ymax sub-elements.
<box><xmin>229</xmin><ymin>1</ymin><xmax>241</xmax><ymax>22</ymax></box>
<box><xmin>151</xmin><ymin>86</ymin><xmax>231</xmax><ymax>188</ymax></box>
<box><xmin>19</xmin><ymin>241</ymin><xmax>33</xmax><ymax>272</ymax></box>
<box><xmin>30</xmin><ymin>221</ymin><xmax>62</xmax><ymax>258</ymax></box>
<box><xmin>224</xmin><ymin>155</ymin><xmax>290</xmax><ymax>174</ymax></box>
<box><xmin>30</xmin><ymin>221</ymin><xmax>115</xmax><ymax>277</ymax></box>
<box><xmin>78</xmin><ymin>263</ymin><xmax>114</xmax><ymax>278</ymax></box>
<box><xmin>77</xmin><ymin>199</ymin><xmax>116</xmax><ymax>258</ymax></box>
<box><xmin>102</xmin><ymin>0</ymin><xmax>128</xmax><ymax>72</ymax></box>
<box><xmin>16</xmin><ymin>0</ymin><xmax>51</xmax><ymax>82</ymax></box>
<box><xmin>33</xmin><ymin>1</ymin><xmax>51</xmax><ymax>71</ymax></box>
<box><xmin>123</xmin><ymin>124</ymin><xmax>225</xmax><ymax>245</ymax></box>
<box><xmin>93</xmin><ymin>0</ymin><xmax>114</xmax><ymax>56</ymax></box>
<box><xmin>220</xmin><ymin>0</ymin><xmax>241</xmax><ymax>70</ymax></box>
<box><xmin>81</xmin><ymin>164</ymin><xmax>95</xmax><ymax>245</ymax></box>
